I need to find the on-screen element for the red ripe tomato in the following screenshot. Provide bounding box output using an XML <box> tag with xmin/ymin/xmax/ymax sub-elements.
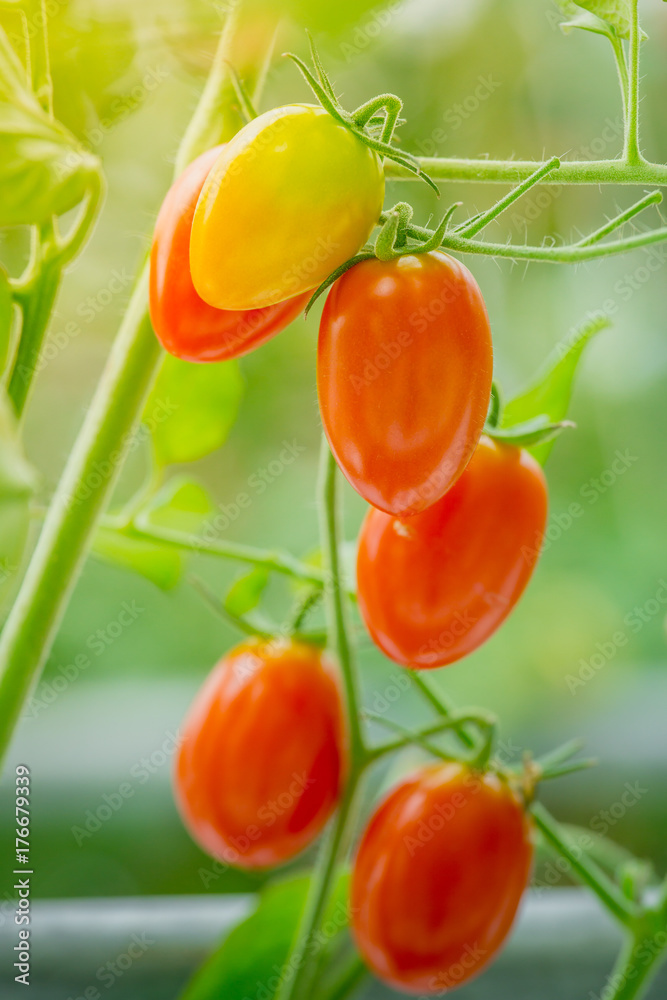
<box><xmin>317</xmin><ymin>252</ymin><xmax>493</xmax><ymax>517</ymax></box>
<box><xmin>174</xmin><ymin>639</ymin><xmax>346</xmax><ymax>869</ymax></box>
<box><xmin>149</xmin><ymin>147</ymin><xmax>308</xmax><ymax>362</ymax></box>
<box><xmin>351</xmin><ymin>763</ymin><xmax>533</xmax><ymax>994</ymax></box>
<box><xmin>357</xmin><ymin>435</ymin><xmax>548</xmax><ymax>668</ymax></box>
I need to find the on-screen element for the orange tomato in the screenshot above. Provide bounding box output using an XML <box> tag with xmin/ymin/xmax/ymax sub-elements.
<box><xmin>149</xmin><ymin>146</ymin><xmax>307</xmax><ymax>362</ymax></box>
<box><xmin>174</xmin><ymin>639</ymin><xmax>346</xmax><ymax>869</ymax></box>
<box><xmin>351</xmin><ymin>763</ymin><xmax>533</xmax><ymax>994</ymax></box>
<box><xmin>318</xmin><ymin>252</ymin><xmax>493</xmax><ymax>516</ymax></box>
<box><xmin>356</xmin><ymin>436</ymin><xmax>548</xmax><ymax>668</ymax></box>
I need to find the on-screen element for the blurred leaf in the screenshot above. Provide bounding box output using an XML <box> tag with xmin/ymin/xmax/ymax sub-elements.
<box><xmin>180</xmin><ymin>872</ymin><xmax>350</xmax><ymax>1000</ymax></box>
<box><xmin>225</xmin><ymin>567</ymin><xmax>269</xmax><ymax>617</ymax></box>
<box><xmin>501</xmin><ymin>313</ymin><xmax>611</xmax><ymax>464</ymax></box>
<box><xmin>0</xmin><ymin>267</ymin><xmax>13</xmax><ymax>376</ymax></box>
<box><xmin>142</xmin><ymin>477</ymin><xmax>216</xmax><ymax>534</ymax></box>
<box><xmin>0</xmin><ymin>24</ymin><xmax>99</xmax><ymax>226</ymax></box>
<box><xmin>560</xmin><ymin>11</ymin><xmax>615</xmax><ymax>37</ymax></box>
<box><xmin>146</xmin><ymin>355</ymin><xmax>244</xmax><ymax>467</ymax></box>
<box><xmin>92</xmin><ymin>527</ymin><xmax>183</xmax><ymax>590</ymax></box>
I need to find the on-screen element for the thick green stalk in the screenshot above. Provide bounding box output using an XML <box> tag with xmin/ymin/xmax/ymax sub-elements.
<box><xmin>623</xmin><ymin>0</ymin><xmax>642</xmax><ymax>165</ymax></box>
<box><xmin>0</xmin><ymin>265</ymin><xmax>161</xmax><ymax>761</ymax></box>
<box><xmin>385</xmin><ymin>157</ymin><xmax>667</xmax><ymax>185</ymax></box>
<box><xmin>0</xmin><ymin>13</ymin><xmax>249</xmax><ymax>769</ymax></box>
<box><xmin>273</xmin><ymin>442</ymin><xmax>368</xmax><ymax>1000</ymax></box>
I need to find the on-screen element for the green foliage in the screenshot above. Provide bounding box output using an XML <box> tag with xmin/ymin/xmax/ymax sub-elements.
<box><xmin>0</xmin><ymin>24</ymin><xmax>98</xmax><ymax>226</ymax></box>
<box><xmin>142</xmin><ymin>477</ymin><xmax>216</xmax><ymax>534</ymax></box>
<box><xmin>555</xmin><ymin>0</ymin><xmax>639</xmax><ymax>39</ymax></box>
<box><xmin>92</xmin><ymin>527</ymin><xmax>183</xmax><ymax>589</ymax></box>
<box><xmin>225</xmin><ymin>567</ymin><xmax>270</xmax><ymax>617</ymax></box>
<box><xmin>501</xmin><ymin>312</ymin><xmax>611</xmax><ymax>464</ymax></box>
<box><xmin>145</xmin><ymin>355</ymin><xmax>244</xmax><ymax>468</ymax></box>
<box><xmin>180</xmin><ymin>872</ymin><xmax>350</xmax><ymax>1000</ymax></box>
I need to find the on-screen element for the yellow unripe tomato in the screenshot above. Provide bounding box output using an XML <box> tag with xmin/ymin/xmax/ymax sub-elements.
<box><xmin>190</xmin><ymin>104</ymin><xmax>385</xmax><ymax>310</ymax></box>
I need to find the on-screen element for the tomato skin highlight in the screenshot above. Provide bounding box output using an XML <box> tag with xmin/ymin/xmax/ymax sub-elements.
<box><xmin>356</xmin><ymin>436</ymin><xmax>548</xmax><ymax>668</ymax></box>
<box><xmin>149</xmin><ymin>146</ymin><xmax>307</xmax><ymax>362</ymax></box>
<box><xmin>174</xmin><ymin>639</ymin><xmax>347</xmax><ymax>869</ymax></box>
<box><xmin>318</xmin><ymin>252</ymin><xmax>493</xmax><ymax>517</ymax></box>
<box><xmin>351</xmin><ymin>763</ymin><xmax>533</xmax><ymax>994</ymax></box>
<box><xmin>190</xmin><ymin>105</ymin><xmax>385</xmax><ymax>310</ymax></box>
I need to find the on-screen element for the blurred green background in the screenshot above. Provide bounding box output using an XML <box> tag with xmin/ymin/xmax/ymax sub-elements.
<box><xmin>1</xmin><ymin>0</ymin><xmax>666</xmax><ymax>903</ymax></box>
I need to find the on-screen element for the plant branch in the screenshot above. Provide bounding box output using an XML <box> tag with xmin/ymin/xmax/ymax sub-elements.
<box><xmin>129</xmin><ymin>517</ymin><xmax>329</xmax><ymax>588</ymax></box>
<box><xmin>531</xmin><ymin>802</ymin><xmax>638</xmax><ymax>929</ymax></box>
<box><xmin>385</xmin><ymin>157</ymin><xmax>667</xmax><ymax>186</ymax></box>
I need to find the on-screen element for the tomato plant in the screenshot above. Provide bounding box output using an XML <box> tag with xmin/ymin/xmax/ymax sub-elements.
<box><xmin>1</xmin><ymin>4</ymin><xmax>667</xmax><ymax>1000</ymax></box>
<box><xmin>175</xmin><ymin>639</ymin><xmax>346</xmax><ymax>869</ymax></box>
<box><xmin>189</xmin><ymin>104</ymin><xmax>385</xmax><ymax>310</ymax></box>
<box><xmin>356</xmin><ymin>435</ymin><xmax>548</xmax><ymax>668</ymax></box>
<box><xmin>318</xmin><ymin>252</ymin><xmax>493</xmax><ymax>516</ymax></box>
<box><xmin>350</xmin><ymin>763</ymin><xmax>533</xmax><ymax>993</ymax></box>
<box><xmin>150</xmin><ymin>146</ymin><xmax>309</xmax><ymax>362</ymax></box>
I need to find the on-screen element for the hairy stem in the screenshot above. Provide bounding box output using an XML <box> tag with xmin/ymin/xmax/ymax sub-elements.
<box><xmin>623</xmin><ymin>0</ymin><xmax>642</xmax><ymax>166</ymax></box>
<box><xmin>385</xmin><ymin>157</ymin><xmax>667</xmax><ymax>186</ymax></box>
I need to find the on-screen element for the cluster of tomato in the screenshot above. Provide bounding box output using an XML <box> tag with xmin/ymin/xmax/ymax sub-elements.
<box><xmin>151</xmin><ymin>104</ymin><xmax>547</xmax><ymax>994</ymax></box>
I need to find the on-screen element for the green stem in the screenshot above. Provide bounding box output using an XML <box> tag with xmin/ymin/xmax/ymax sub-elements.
<box><xmin>408</xmin><ymin>672</ymin><xmax>475</xmax><ymax>750</ymax></box>
<box><xmin>369</xmin><ymin>711</ymin><xmax>496</xmax><ymax>762</ymax></box>
<box><xmin>604</xmin><ymin>927</ymin><xmax>667</xmax><ymax>1000</ymax></box>
<box><xmin>273</xmin><ymin>440</ymin><xmax>368</xmax><ymax>1000</ymax></box>
<box><xmin>130</xmin><ymin>518</ymin><xmax>328</xmax><ymax>588</ymax></box>
<box><xmin>623</xmin><ymin>0</ymin><xmax>642</xmax><ymax>166</ymax></box>
<box><xmin>385</xmin><ymin>157</ymin><xmax>667</xmax><ymax>185</ymax></box>
<box><xmin>439</xmin><ymin>226</ymin><xmax>667</xmax><ymax>264</ymax></box>
<box><xmin>317</xmin><ymin>438</ymin><xmax>366</xmax><ymax>767</ymax></box>
<box><xmin>0</xmin><ymin>265</ymin><xmax>161</xmax><ymax>762</ymax></box>
<box><xmin>275</xmin><ymin>776</ymin><xmax>361</xmax><ymax>1000</ymax></box>
<box><xmin>27</xmin><ymin>0</ymin><xmax>53</xmax><ymax>114</ymax></box>
<box><xmin>9</xmin><ymin>235</ymin><xmax>62</xmax><ymax>417</ymax></box>
<box><xmin>531</xmin><ymin>802</ymin><xmax>638</xmax><ymax>929</ymax></box>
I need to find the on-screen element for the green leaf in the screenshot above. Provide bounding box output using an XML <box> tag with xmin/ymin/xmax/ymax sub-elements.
<box><xmin>501</xmin><ymin>312</ymin><xmax>611</xmax><ymax>464</ymax></box>
<box><xmin>0</xmin><ymin>267</ymin><xmax>13</xmax><ymax>377</ymax></box>
<box><xmin>146</xmin><ymin>355</ymin><xmax>244</xmax><ymax>467</ymax></box>
<box><xmin>180</xmin><ymin>872</ymin><xmax>351</xmax><ymax>1000</ymax></box>
<box><xmin>0</xmin><ymin>25</ymin><xmax>99</xmax><ymax>226</ymax></box>
<box><xmin>225</xmin><ymin>567</ymin><xmax>270</xmax><ymax>617</ymax></box>
<box><xmin>141</xmin><ymin>477</ymin><xmax>216</xmax><ymax>535</ymax></box>
<box><xmin>92</xmin><ymin>527</ymin><xmax>183</xmax><ymax>590</ymax></box>
<box><xmin>572</xmin><ymin>0</ymin><xmax>636</xmax><ymax>38</ymax></box>
<box><xmin>560</xmin><ymin>11</ymin><xmax>616</xmax><ymax>38</ymax></box>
